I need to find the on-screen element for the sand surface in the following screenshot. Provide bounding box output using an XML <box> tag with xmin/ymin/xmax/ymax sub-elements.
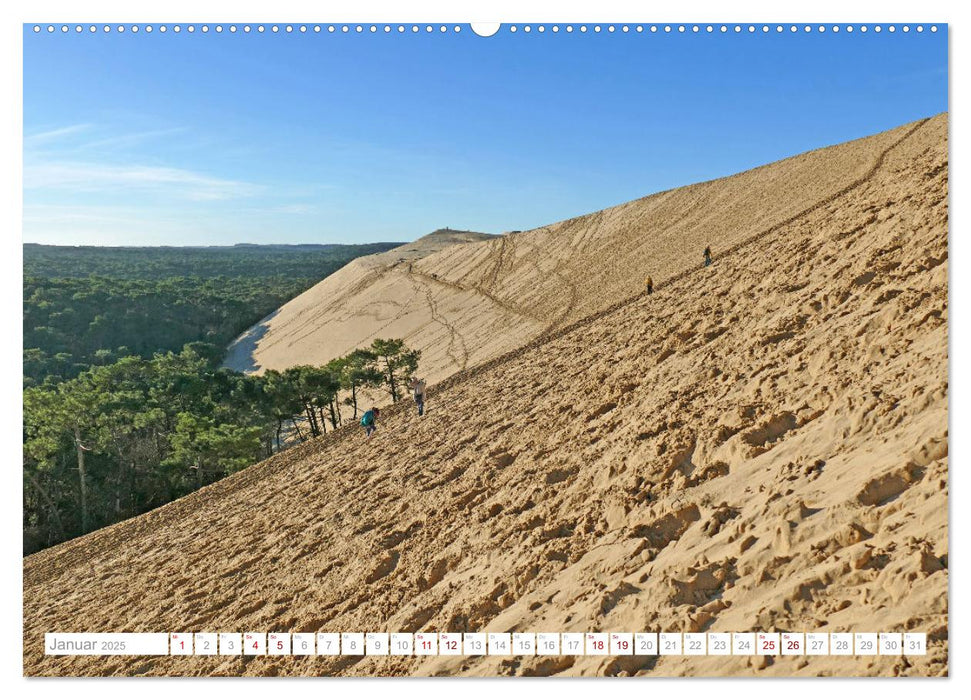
<box><xmin>24</xmin><ymin>114</ymin><xmax>948</xmax><ymax>677</ymax></box>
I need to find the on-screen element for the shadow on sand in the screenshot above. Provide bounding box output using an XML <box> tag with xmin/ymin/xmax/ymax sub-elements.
<box><xmin>222</xmin><ymin>310</ymin><xmax>279</xmax><ymax>373</ymax></box>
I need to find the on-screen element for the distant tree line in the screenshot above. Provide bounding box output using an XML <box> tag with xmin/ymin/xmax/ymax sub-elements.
<box><xmin>23</xmin><ymin>338</ymin><xmax>420</xmax><ymax>554</ymax></box>
<box><xmin>23</xmin><ymin>275</ymin><xmax>302</xmax><ymax>385</ymax></box>
<box><xmin>23</xmin><ymin>242</ymin><xmax>400</xmax><ymax>279</ymax></box>
<box><xmin>23</xmin><ymin>242</ymin><xmax>400</xmax><ymax>386</ymax></box>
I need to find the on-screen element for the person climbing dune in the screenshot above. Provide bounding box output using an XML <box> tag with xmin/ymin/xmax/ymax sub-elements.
<box><xmin>408</xmin><ymin>376</ymin><xmax>427</xmax><ymax>416</ymax></box>
<box><xmin>703</xmin><ymin>245</ymin><xmax>712</xmax><ymax>267</ymax></box>
<box><xmin>361</xmin><ymin>407</ymin><xmax>380</xmax><ymax>437</ymax></box>
<box><xmin>645</xmin><ymin>276</ymin><xmax>654</xmax><ymax>295</ymax></box>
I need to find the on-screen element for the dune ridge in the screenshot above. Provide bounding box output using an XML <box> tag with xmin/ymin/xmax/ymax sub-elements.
<box><xmin>225</xmin><ymin>119</ymin><xmax>935</xmax><ymax>388</ymax></box>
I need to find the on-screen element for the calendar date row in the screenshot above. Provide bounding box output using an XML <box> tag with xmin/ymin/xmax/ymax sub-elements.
<box><xmin>46</xmin><ymin>631</ymin><xmax>928</xmax><ymax>657</ymax></box>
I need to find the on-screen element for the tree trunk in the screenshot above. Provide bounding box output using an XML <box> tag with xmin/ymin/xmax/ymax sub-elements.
<box><xmin>292</xmin><ymin>418</ymin><xmax>306</xmax><ymax>442</ymax></box>
<box><xmin>305</xmin><ymin>405</ymin><xmax>319</xmax><ymax>437</ymax></box>
<box><xmin>114</xmin><ymin>447</ymin><xmax>126</xmax><ymax>518</ymax></box>
<box><xmin>386</xmin><ymin>358</ymin><xmax>398</xmax><ymax>402</ymax></box>
<box><xmin>129</xmin><ymin>452</ymin><xmax>139</xmax><ymax>515</ymax></box>
<box><xmin>23</xmin><ymin>467</ymin><xmax>65</xmax><ymax>541</ymax></box>
<box><xmin>72</xmin><ymin>425</ymin><xmax>89</xmax><ymax>533</ymax></box>
<box><xmin>350</xmin><ymin>384</ymin><xmax>358</xmax><ymax>419</ymax></box>
<box><xmin>276</xmin><ymin>419</ymin><xmax>283</xmax><ymax>451</ymax></box>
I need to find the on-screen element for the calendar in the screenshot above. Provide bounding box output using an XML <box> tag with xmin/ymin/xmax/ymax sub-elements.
<box><xmin>44</xmin><ymin>631</ymin><xmax>928</xmax><ymax>657</ymax></box>
<box><xmin>21</xmin><ymin>10</ymin><xmax>949</xmax><ymax>683</ymax></box>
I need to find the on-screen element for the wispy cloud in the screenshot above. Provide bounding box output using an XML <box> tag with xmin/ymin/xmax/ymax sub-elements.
<box><xmin>25</xmin><ymin>121</ymin><xmax>260</xmax><ymax>200</ymax></box>
<box><xmin>24</xmin><ymin>123</ymin><xmax>92</xmax><ymax>146</ymax></box>
<box><xmin>22</xmin><ymin>122</ymin><xmax>322</xmax><ymax>245</ymax></box>
<box><xmin>74</xmin><ymin>127</ymin><xmax>190</xmax><ymax>153</ymax></box>
<box><xmin>25</xmin><ymin>161</ymin><xmax>260</xmax><ymax>201</ymax></box>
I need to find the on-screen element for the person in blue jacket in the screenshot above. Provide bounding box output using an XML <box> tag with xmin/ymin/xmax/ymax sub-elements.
<box><xmin>361</xmin><ymin>407</ymin><xmax>380</xmax><ymax>437</ymax></box>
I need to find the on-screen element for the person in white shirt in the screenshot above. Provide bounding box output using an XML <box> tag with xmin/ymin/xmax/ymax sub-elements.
<box><xmin>408</xmin><ymin>377</ymin><xmax>427</xmax><ymax>416</ymax></box>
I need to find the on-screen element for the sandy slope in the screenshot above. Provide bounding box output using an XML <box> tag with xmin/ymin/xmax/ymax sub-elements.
<box><xmin>24</xmin><ymin>115</ymin><xmax>948</xmax><ymax>677</ymax></box>
<box><xmin>226</xmin><ymin>120</ymin><xmax>936</xmax><ymax>391</ymax></box>
<box><xmin>223</xmin><ymin>229</ymin><xmax>499</xmax><ymax>376</ymax></box>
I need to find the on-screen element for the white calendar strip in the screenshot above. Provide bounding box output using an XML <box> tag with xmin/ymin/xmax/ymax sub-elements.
<box><xmin>45</xmin><ymin>631</ymin><xmax>928</xmax><ymax>657</ymax></box>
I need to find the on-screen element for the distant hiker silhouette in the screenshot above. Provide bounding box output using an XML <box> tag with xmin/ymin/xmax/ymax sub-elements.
<box><xmin>408</xmin><ymin>377</ymin><xmax>427</xmax><ymax>416</ymax></box>
<box><xmin>645</xmin><ymin>276</ymin><xmax>653</xmax><ymax>295</ymax></box>
<box><xmin>361</xmin><ymin>407</ymin><xmax>380</xmax><ymax>437</ymax></box>
<box><xmin>703</xmin><ymin>246</ymin><xmax>712</xmax><ymax>267</ymax></box>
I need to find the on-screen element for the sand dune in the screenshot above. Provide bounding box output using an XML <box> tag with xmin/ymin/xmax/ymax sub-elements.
<box><xmin>24</xmin><ymin>114</ymin><xmax>948</xmax><ymax>676</ymax></box>
<box><xmin>223</xmin><ymin>228</ymin><xmax>500</xmax><ymax>376</ymax></box>
<box><xmin>226</xmin><ymin>119</ymin><xmax>940</xmax><ymax>391</ymax></box>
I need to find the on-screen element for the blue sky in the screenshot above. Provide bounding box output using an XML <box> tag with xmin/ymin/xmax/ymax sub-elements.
<box><xmin>23</xmin><ymin>24</ymin><xmax>947</xmax><ymax>246</ymax></box>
